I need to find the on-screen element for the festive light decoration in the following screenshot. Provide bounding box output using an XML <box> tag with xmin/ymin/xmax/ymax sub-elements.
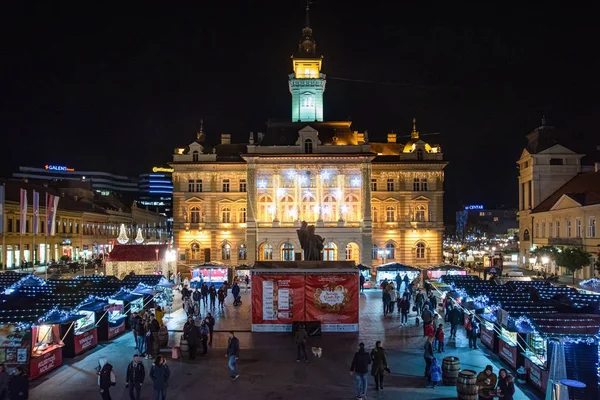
<box><xmin>276</xmin><ymin>188</ymin><xmax>287</xmax><ymax>197</ymax></box>
<box><xmin>117</xmin><ymin>223</ymin><xmax>129</xmax><ymax>244</ymax></box>
<box><xmin>286</xmin><ymin>170</ymin><xmax>296</xmax><ymax>179</ymax></box>
<box><xmin>351</xmin><ymin>177</ymin><xmax>361</xmax><ymax>187</ymax></box>
<box><xmin>514</xmin><ymin>315</ymin><xmax>538</xmax><ymax>334</ymax></box>
<box><xmin>257</xmin><ymin>179</ymin><xmax>267</xmax><ymax>188</ymax></box>
<box><xmin>580</xmin><ymin>278</ymin><xmax>600</xmax><ymax>288</ymax></box>
<box><xmin>4</xmin><ymin>274</ymin><xmax>46</xmax><ymax>294</ymax></box>
<box><xmin>320</xmin><ymin>170</ymin><xmax>330</xmax><ymax>180</ymax></box>
<box><xmin>38</xmin><ymin>307</ymin><xmax>73</xmax><ymax>323</ymax></box>
<box><xmin>135</xmin><ymin>228</ymin><xmax>144</xmax><ymax>244</ymax></box>
<box><xmin>340</xmin><ymin>205</ymin><xmax>349</xmax><ymax>214</ymax></box>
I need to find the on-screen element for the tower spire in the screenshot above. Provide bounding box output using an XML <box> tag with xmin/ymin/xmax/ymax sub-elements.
<box><xmin>305</xmin><ymin>0</ymin><xmax>311</xmax><ymax>27</ymax></box>
<box><xmin>298</xmin><ymin>1</ymin><xmax>316</xmax><ymax>55</ymax></box>
<box><xmin>411</xmin><ymin>118</ymin><xmax>420</xmax><ymax>140</ymax></box>
<box><xmin>196</xmin><ymin>118</ymin><xmax>204</xmax><ymax>141</ymax></box>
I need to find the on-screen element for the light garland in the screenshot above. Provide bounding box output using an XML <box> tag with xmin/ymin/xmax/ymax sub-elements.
<box><xmin>38</xmin><ymin>307</ymin><xmax>73</xmax><ymax>324</ymax></box>
<box><xmin>580</xmin><ymin>278</ymin><xmax>600</xmax><ymax>288</ymax></box>
<box><xmin>4</xmin><ymin>274</ymin><xmax>46</xmax><ymax>294</ymax></box>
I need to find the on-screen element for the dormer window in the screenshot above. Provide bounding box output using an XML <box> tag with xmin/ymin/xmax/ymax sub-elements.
<box><xmin>304</xmin><ymin>138</ymin><xmax>313</xmax><ymax>154</ymax></box>
<box><xmin>417</xmin><ymin>149</ymin><xmax>424</xmax><ymax>160</ymax></box>
<box><xmin>192</xmin><ymin>150</ymin><xmax>199</xmax><ymax>162</ymax></box>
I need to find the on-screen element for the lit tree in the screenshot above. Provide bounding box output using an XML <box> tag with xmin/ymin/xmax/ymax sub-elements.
<box><xmin>555</xmin><ymin>247</ymin><xmax>592</xmax><ymax>284</ymax></box>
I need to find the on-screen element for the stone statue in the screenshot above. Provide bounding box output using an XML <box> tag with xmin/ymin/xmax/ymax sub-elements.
<box><xmin>297</xmin><ymin>221</ymin><xmax>324</xmax><ymax>261</ymax></box>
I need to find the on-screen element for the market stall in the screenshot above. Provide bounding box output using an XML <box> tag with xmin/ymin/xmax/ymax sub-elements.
<box><xmin>426</xmin><ymin>265</ymin><xmax>467</xmax><ymax>280</ymax></box>
<box><xmin>39</xmin><ymin>307</ymin><xmax>98</xmax><ymax>358</ymax></box>
<box><xmin>190</xmin><ymin>262</ymin><xmax>229</xmax><ymax>289</ymax></box>
<box><xmin>251</xmin><ymin>261</ymin><xmax>359</xmax><ymax>333</ymax></box>
<box><xmin>374</xmin><ymin>263</ymin><xmax>420</xmax><ymax>289</ymax></box>
<box><xmin>110</xmin><ymin>291</ymin><xmax>144</xmax><ymax>330</ymax></box>
<box><xmin>357</xmin><ymin>264</ymin><xmax>372</xmax><ymax>289</ymax></box>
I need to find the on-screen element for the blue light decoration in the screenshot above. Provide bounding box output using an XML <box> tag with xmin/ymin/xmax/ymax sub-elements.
<box><xmin>580</xmin><ymin>278</ymin><xmax>600</xmax><ymax>289</ymax></box>
<box><xmin>471</xmin><ymin>295</ymin><xmax>490</xmax><ymax>308</ymax></box>
<box><xmin>4</xmin><ymin>274</ymin><xmax>46</xmax><ymax>294</ymax></box>
<box><xmin>37</xmin><ymin>307</ymin><xmax>73</xmax><ymax>324</ymax></box>
<box><xmin>514</xmin><ymin>315</ymin><xmax>538</xmax><ymax>335</ymax></box>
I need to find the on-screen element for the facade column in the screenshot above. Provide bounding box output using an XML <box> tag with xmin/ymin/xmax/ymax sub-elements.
<box><xmin>360</xmin><ymin>162</ymin><xmax>373</xmax><ymax>266</ymax></box>
<box><xmin>246</xmin><ymin>163</ymin><xmax>258</xmax><ymax>263</ymax></box>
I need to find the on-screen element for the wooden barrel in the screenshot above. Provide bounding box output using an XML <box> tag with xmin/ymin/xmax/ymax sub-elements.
<box><xmin>457</xmin><ymin>369</ymin><xmax>478</xmax><ymax>400</ymax></box>
<box><xmin>442</xmin><ymin>356</ymin><xmax>461</xmax><ymax>385</ymax></box>
<box><xmin>179</xmin><ymin>338</ymin><xmax>189</xmax><ymax>357</ymax></box>
<box><xmin>158</xmin><ymin>326</ymin><xmax>169</xmax><ymax>347</ymax></box>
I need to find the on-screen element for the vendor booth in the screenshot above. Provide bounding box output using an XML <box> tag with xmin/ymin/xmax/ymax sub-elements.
<box><xmin>426</xmin><ymin>265</ymin><xmax>467</xmax><ymax>280</ymax></box>
<box><xmin>110</xmin><ymin>291</ymin><xmax>144</xmax><ymax>330</ymax></box>
<box><xmin>251</xmin><ymin>261</ymin><xmax>359</xmax><ymax>333</ymax></box>
<box><xmin>374</xmin><ymin>263</ymin><xmax>420</xmax><ymax>289</ymax></box>
<box><xmin>190</xmin><ymin>263</ymin><xmax>229</xmax><ymax>288</ymax></box>
<box><xmin>40</xmin><ymin>308</ymin><xmax>98</xmax><ymax>358</ymax></box>
<box><xmin>357</xmin><ymin>264</ymin><xmax>372</xmax><ymax>289</ymax></box>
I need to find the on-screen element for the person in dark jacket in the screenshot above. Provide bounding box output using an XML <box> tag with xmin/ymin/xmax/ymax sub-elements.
<box><xmin>149</xmin><ymin>314</ymin><xmax>160</xmax><ymax>358</ymax></box>
<box><xmin>125</xmin><ymin>354</ymin><xmax>145</xmax><ymax>400</ymax></box>
<box><xmin>131</xmin><ymin>312</ymin><xmax>140</xmax><ymax>350</ymax></box>
<box><xmin>208</xmin><ymin>284</ymin><xmax>217</xmax><ymax>308</ymax></box>
<box><xmin>7</xmin><ymin>366</ymin><xmax>28</xmax><ymax>400</ymax></box>
<box><xmin>403</xmin><ymin>273</ymin><xmax>410</xmax><ymax>289</ymax></box>
<box><xmin>350</xmin><ymin>343</ymin><xmax>371</xmax><ymax>400</ymax></box>
<box><xmin>370</xmin><ymin>341</ymin><xmax>388</xmax><ymax>391</ymax></box>
<box><xmin>295</xmin><ymin>325</ymin><xmax>308</xmax><ymax>362</ymax></box>
<box><xmin>448</xmin><ymin>306</ymin><xmax>462</xmax><ymax>338</ymax></box>
<box><xmin>382</xmin><ymin>290</ymin><xmax>391</xmax><ymax>316</ymax></box>
<box><xmin>192</xmin><ymin>288</ymin><xmax>201</xmax><ymax>311</ymax></box>
<box><xmin>423</xmin><ymin>335</ymin><xmax>435</xmax><ymax>381</ymax></box>
<box><xmin>226</xmin><ymin>331</ymin><xmax>240</xmax><ymax>380</ymax></box>
<box><xmin>497</xmin><ymin>369</ymin><xmax>515</xmax><ymax>400</ymax></box>
<box><xmin>400</xmin><ymin>297</ymin><xmax>410</xmax><ymax>325</ymax></box>
<box><xmin>421</xmin><ymin>305</ymin><xmax>433</xmax><ymax>335</ymax></box>
<box><xmin>359</xmin><ymin>274</ymin><xmax>365</xmax><ymax>292</ymax></box>
<box><xmin>134</xmin><ymin>315</ymin><xmax>146</xmax><ymax>356</ymax></box>
<box><xmin>150</xmin><ymin>356</ymin><xmax>170</xmax><ymax>400</ymax></box>
<box><xmin>183</xmin><ymin>316</ymin><xmax>200</xmax><ymax>360</ymax></box>
<box><xmin>200</xmin><ymin>282</ymin><xmax>209</xmax><ymax>307</ymax></box>
<box><xmin>199</xmin><ymin>321</ymin><xmax>210</xmax><ymax>355</ymax></box>
<box><xmin>205</xmin><ymin>313</ymin><xmax>216</xmax><ymax>345</ymax></box>
<box><xmin>231</xmin><ymin>283</ymin><xmax>241</xmax><ymax>303</ymax></box>
<box><xmin>217</xmin><ymin>287</ymin><xmax>226</xmax><ymax>308</ymax></box>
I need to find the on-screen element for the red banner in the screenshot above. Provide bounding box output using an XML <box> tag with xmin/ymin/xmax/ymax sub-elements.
<box><xmin>305</xmin><ymin>274</ymin><xmax>359</xmax><ymax>332</ymax></box>
<box><xmin>74</xmin><ymin>329</ymin><xmax>98</xmax><ymax>355</ymax></box>
<box><xmin>108</xmin><ymin>321</ymin><xmax>126</xmax><ymax>339</ymax></box>
<box><xmin>29</xmin><ymin>347</ymin><xmax>63</xmax><ymax>379</ymax></box>
<box><xmin>480</xmin><ymin>323</ymin><xmax>495</xmax><ymax>349</ymax></box>
<box><xmin>499</xmin><ymin>338</ymin><xmax>518</xmax><ymax>369</ymax></box>
<box><xmin>251</xmin><ymin>275</ymin><xmax>305</xmax><ymax>332</ymax></box>
<box><xmin>524</xmin><ymin>358</ymin><xmax>548</xmax><ymax>393</ymax></box>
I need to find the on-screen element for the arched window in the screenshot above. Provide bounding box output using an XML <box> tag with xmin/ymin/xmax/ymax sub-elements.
<box><xmin>190</xmin><ymin>243</ymin><xmax>201</xmax><ymax>260</ymax></box>
<box><xmin>222</xmin><ymin>243</ymin><xmax>231</xmax><ymax>260</ymax></box>
<box><xmin>323</xmin><ymin>194</ymin><xmax>338</xmax><ymax>221</ymax></box>
<box><xmin>344</xmin><ymin>195</ymin><xmax>360</xmax><ymax>221</ymax></box>
<box><xmin>281</xmin><ymin>243</ymin><xmax>295</xmax><ymax>261</ymax></box>
<box><xmin>239</xmin><ymin>207</ymin><xmax>246</xmax><ymax>223</ymax></box>
<box><xmin>372</xmin><ymin>244</ymin><xmax>379</xmax><ymax>260</ymax></box>
<box><xmin>192</xmin><ymin>150</ymin><xmax>199</xmax><ymax>162</ymax></box>
<box><xmin>259</xmin><ymin>195</ymin><xmax>273</xmax><ymax>222</ymax></box>
<box><xmin>260</xmin><ymin>243</ymin><xmax>273</xmax><ymax>260</ymax></box>
<box><xmin>222</xmin><ymin>207</ymin><xmax>231</xmax><ymax>223</ymax></box>
<box><xmin>415</xmin><ymin>205</ymin><xmax>426</xmax><ymax>222</ymax></box>
<box><xmin>372</xmin><ymin>206</ymin><xmax>378</xmax><ymax>222</ymax></box>
<box><xmin>304</xmin><ymin>138</ymin><xmax>313</xmax><ymax>154</ymax></box>
<box><xmin>280</xmin><ymin>195</ymin><xmax>296</xmax><ymax>221</ymax></box>
<box><xmin>190</xmin><ymin>206</ymin><xmax>201</xmax><ymax>223</ymax></box>
<box><xmin>417</xmin><ymin>149</ymin><xmax>424</xmax><ymax>160</ymax></box>
<box><xmin>386</xmin><ymin>243</ymin><xmax>395</xmax><ymax>260</ymax></box>
<box><xmin>301</xmin><ymin>193</ymin><xmax>316</xmax><ymax>221</ymax></box>
<box><xmin>238</xmin><ymin>244</ymin><xmax>247</xmax><ymax>260</ymax></box>
<box><xmin>386</xmin><ymin>206</ymin><xmax>395</xmax><ymax>222</ymax></box>
<box><xmin>345</xmin><ymin>243</ymin><xmax>359</xmax><ymax>262</ymax></box>
<box><xmin>323</xmin><ymin>242</ymin><xmax>337</xmax><ymax>261</ymax></box>
<box><xmin>416</xmin><ymin>242</ymin><xmax>426</xmax><ymax>259</ymax></box>
<box><xmin>523</xmin><ymin>229</ymin><xmax>530</xmax><ymax>241</ymax></box>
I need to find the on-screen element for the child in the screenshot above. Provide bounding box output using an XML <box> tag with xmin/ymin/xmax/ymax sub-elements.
<box><xmin>429</xmin><ymin>357</ymin><xmax>442</xmax><ymax>388</ymax></box>
<box><xmin>435</xmin><ymin>323</ymin><xmax>445</xmax><ymax>352</ymax></box>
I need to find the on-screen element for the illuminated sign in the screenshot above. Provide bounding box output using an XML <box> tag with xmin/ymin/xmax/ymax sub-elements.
<box><xmin>465</xmin><ymin>205</ymin><xmax>484</xmax><ymax>210</ymax></box>
<box><xmin>45</xmin><ymin>164</ymin><xmax>74</xmax><ymax>172</ymax></box>
<box><xmin>152</xmin><ymin>167</ymin><xmax>174</xmax><ymax>173</ymax></box>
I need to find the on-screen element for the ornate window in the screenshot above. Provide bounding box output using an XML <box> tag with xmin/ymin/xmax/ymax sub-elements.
<box><xmin>222</xmin><ymin>243</ymin><xmax>231</xmax><ymax>260</ymax></box>
<box><xmin>523</xmin><ymin>229</ymin><xmax>530</xmax><ymax>241</ymax></box>
<box><xmin>190</xmin><ymin>206</ymin><xmax>202</xmax><ymax>224</ymax></box>
<box><xmin>280</xmin><ymin>195</ymin><xmax>296</xmax><ymax>221</ymax></box>
<box><xmin>386</xmin><ymin>206</ymin><xmax>395</xmax><ymax>223</ymax></box>
<box><xmin>222</xmin><ymin>179</ymin><xmax>230</xmax><ymax>192</ymax></box>
<box><xmin>238</xmin><ymin>244</ymin><xmax>247</xmax><ymax>261</ymax></box>
<box><xmin>190</xmin><ymin>243</ymin><xmax>201</xmax><ymax>260</ymax></box>
<box><xmin>323</xmin><ymin>242</ymin><xmax>337</xmax><ymax>261</ymax></box>
<box><xmin>188</xmin><ymin>179</ymin><xmax>195</xmax><ymax>192</ymax></box>
<box><xmin>415</xmin><ymin>205</ymin><xmax>426</xmax><ymax>222</ymax></box>
<box><xmin>413</xmin><ymin>178</ymin><xmax>420</xmax><ymax>191</ymax></box>
<box><xmin>372</xmin><ymin>244</ymin><xmax>379</xmax><ymax>260</ymax></box>
<box><xmin>345</xmin><ymin>243</ymin><xmax>359</xmax><ymax>262</ymax></box>
<box><xmin>222</xmin><ymin>207</ymin><xmax>231</xmax><ymax>223</ymax></box>
<box><xmin>386</xmin><ymin>243</ymin><xmax>395</xmax><ymax>259</ymax></box>
<box><xmin>416</xmin><ymin>242</ymin><xmax>426</xmax><ymax>259</ymax></box>
<box><xmin>239</xmin><ymin>207</ymin><xmax>246</xmax><ymax>223</ymax></box>
<box><xmin>192</xmin><ymin>150</ymin><xmax>199</xmax><ymax>162</ymax></box>
<box><xmin>281</xmin><ymin>243</ymin><xmax>295</xmax><ymax>261</ymax></box>
<box><xmin>417</xmin><ymin>149</ymin><xmax>424</xmax><ymax>160</ymax></box>
<box><xmin>387</xmin><ymin>178</ymin><xmax>394</xmax><ymax>191</ymax></box>
<box><xmin>196</xmin><ymin>179</ymin><xmax>203</xmax><ymax>192</ymax></box>
<box><xmin>239</xmin><ymin>179</ymin><xmax>246</xmax><ymax>192</ymax></box>
<box><xmin>260</xmin><ymin>243</ymin><xmax>273</xmax><ymax>260</ymax></box>
<box><xmin>370</xmin><ymin>179</ymin><xmax>377</xmax><ymax>192</ymax></box>
<box><xmin>372</xmin><ymin>206</ymin><xmax>378</xmax><ymax>222</ymax></box>
<box><xmin>323</xmin><ymin>194</ymin><xmax>338</xmax><ymax>221</ymax></box>
<box><xmin>304</xmin><ymin>138</ymin><xmax>313</xmax><ymax>154</ymax></box>
<box><xmin>259</xmin><ymin>195</ymin><xmax>273</xmax><ymax>222</ymax></box>
<box><xmin>421</xmin><ymin>178</ymin><xmax>428</xmax><ymax>191</ymax></box>
<box><xmin>301</xmin><ymin>193</ymin><xmax>317</xmax><ymax>222</ymax></box>
<box><xmin>344</xmin><ymin>195</ymin><xmax>360</xmax><ymax>221</ymax></box>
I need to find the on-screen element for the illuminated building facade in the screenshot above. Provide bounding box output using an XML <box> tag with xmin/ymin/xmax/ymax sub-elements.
<box><xmin>138</xmin><ymin>167</ymin><xmax>174</xmax><ymax>218</ymax></box>
<box><xmin>171</xmin><ymin>10</ymin><xmax>446</xmax><ymax>268</ymax></box>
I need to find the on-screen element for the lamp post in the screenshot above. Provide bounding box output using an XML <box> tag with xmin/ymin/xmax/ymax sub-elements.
<box><xmin>529</xmin><ymin>257</ymin><xmax>537</xmax><ymax>271</ymax></box>
<box><xmin>155</xmin><ymin>248</ymin><xmax>159</xmax><ymax>274</ymax></box>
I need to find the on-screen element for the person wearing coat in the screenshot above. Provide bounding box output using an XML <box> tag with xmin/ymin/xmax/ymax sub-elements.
<box><xmin>150</xmin><ymin>356</ymin><xmax>170</xmax><ymax>400</ymax></box>
<box><xmin>370</xmin><ymin>341</ymin><xmax>388</xmax><ymax>391</ymax></box>
<box><xmin>476</xmin><ymin>365</ymin><xmax>498</xmax><ymax>400</ymax></box>
<box><xmin>183</xmin><ymin>316</ymin><xmax>200</xmax><ymax>360</ymax></box>
<box><xmin>497</xmin><ymin>369</ymin><xmax>515</xmax><ymax>400</ymax></box>
<box><xmin>428</xmin><ymin>358</ymin><xmax>442</xmax><ymax>388</ymax></box>
<box><xmin>295</xmin><ymin>325</ymin><xmax>309</xmax><ymax>362</ymax></box>
<box><xmin>7</xmin><ymin>366</ymin><xmax>28</xmax><ymax>400</ymax></box>
<box><xmin>350</xmin><ymin>343</ymin><xmax>371</xmax><ymax>400</ymax></box>
<box><xmin>125</xmin><ymin>354</ymin><xmax>145</xmax><ymax>400</ymax></box>
<box><xmin>208</xmin><ymin>284</ymin><xmax>217</xmax><ymax>308</ymax></box>
<box><xmin>423</xmin><ymin>335</ymin><xmax>435</xmax><ymax>380</ymax></box>
<box><xmin>448</xmin><ymin>306</ymin><xmax>462</xmax><ymax>338</ymax></box>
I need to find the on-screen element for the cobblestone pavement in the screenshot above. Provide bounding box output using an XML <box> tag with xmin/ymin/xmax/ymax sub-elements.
<box><xmin>30</xmin><ymin>289</ymin><xmax>541</xmax><ymax>400</ymax></box>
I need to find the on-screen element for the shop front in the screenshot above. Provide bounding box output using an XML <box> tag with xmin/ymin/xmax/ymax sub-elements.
<box><xmin>51</xmin><ymin>310</ymin><xmax>98</xmax><ymax>358</ymax></box>
<box><xmin>190</xmin><ymin>264</ymin><xmax>229</xmax><ymax>289</ymax></box>
<box><xmin>426</xmin><ymin>265</ymin><xmax>467</xmax><ymax>280</ymax></box>
<box><xmin>29</xmin><ymin>322</ymin><xmax>64</xmax><ymax>379</ymax></box>
<box><xmin>374</xmin><ymin>263</ymin><xmax>420</xmax><ymax>289</ymax></box>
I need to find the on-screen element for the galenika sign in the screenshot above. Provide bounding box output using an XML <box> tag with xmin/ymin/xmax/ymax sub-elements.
<box><xmin>524</xmin><ymin>358</ymin><xmax>548</xmax><ymax>393</ymax></box>
<box><xmin>74</xmin><ymin>329</ymin><xmax>98</xmax><ymax>355</ymax></box>
<box><xmin>305</xmin><ymin>274</ymin><xmax>359</xmax><ymax>332</ymax></box>
<box><xmin>480</xmin><ymin>324</ymin><xmax>495</xmax><ymax>349</ymax></box>
<box><xmin>108</xmin><ymin>320</ymin><xmax>126</xmax><ymax>339</ymax></box>
<box><xmin>29</xmin><ymin>347</ymin><xmax>63</xmax><ymax>379</ymax></box>
<box><xmin>499</xmin><ymin>338</ymin><xmax>518</xmax><ymax>369</ymax></box>
<box><xmin>251</xmin><ymin>275</ymin><xmax>305</xmax><ymax>332</ymax></box>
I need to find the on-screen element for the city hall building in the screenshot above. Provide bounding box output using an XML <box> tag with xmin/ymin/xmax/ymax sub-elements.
<box><xmin>171</xmin><ymin>13</ymin><xmax>446</xmax><ymax>268</ymax></box>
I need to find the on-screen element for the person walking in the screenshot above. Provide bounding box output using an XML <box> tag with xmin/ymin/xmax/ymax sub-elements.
<box><xmin>394</xmin><ymin>273</ymin><xmax>402</xmax><ymax>292</ymax></box>
<box><xmin>382</xmin><ymin>288</ymin><xmax>391</xmax><ymax>317</ymax></box>
<box><xmin>96</xmin><ymin>357</ymin><xmax>116</xmax><ymax>400</ymax></box>
<box><xmin>295</xmin><ymin>324</ymin><xmax>309</xmax><ymax>363</ymax></box>
<box><xmin>244</xmin><ymin>275</ymin><xmax>250</xmax><ymax>292</ymax></box>
<box><xmin>231</xmin><ymin>282</ymin><xmax>241</xmax><ymax>305</ymax></box>
<box><xmin>421</xmin><ymin>305</ymin><xmax>433</xmax><ymax>336</ymax></box>
<box><xmin>400</xmin><ymin>297</ymin><xmax>410</xmax><ymax>325</ymax></box>
<box><xmin>154</xmin><ymin>306</ymin><xmax>164</xmax><ymax>327</ymax></box>
<box><xmin>7</xmin><ymin>366</ymin><xmax>28</xmax><ymax>400</ymax></box>
<box><xmin>370</xmin><ymin>341</ymin><xmax>388</xmax><ymax>391</ymax></box>
<box><xmin>208</xmin><ymin>284</ymin><xmax>217</xmax><ymax>309</ymax></box>
<box><xmin>476</xmin><ymin>365</ymin><xmax>498</xmax><ymax>400</ymax></box>
<box><xmin>199</xmin><ymin>321</ymin><xmax>210</xmax><ymax>355</ymax></box>
<box><xmin>388</xmin><ymin>285</ymin><xmax>398</xmax><ymax>314</ymax></box>
<box><xmin>467</xmin><ymin>315</ymin><xmax>479</xmax><ymax>349</ymax></box>
<box><xmin>428</xmin><ymin>358</ymin><xmax>442</xmax><ymax>388</ymax></box>
<box><xmin>125</xmin><ymin>354</ymin><xmax>145</xmax><ymax>400</ymax></box>
<box><xmin>192</xmin><ymin>288</ymin><xmax>201</xmax><ymax>312</ymax></box>
<box><xmin>205</xmin><ymin>313</ymin><xmax>216</xmax><ymax>346</ymax></box>
<box><xmin>226</xmin><ymin>331</ymin><xmax>240</xmax><ymax>380</ymax></box>
<box><xmin>359</xmin><ymin>273</ymin><xmax>365</xmax><ymax>293</ymax></box>
<box><xmin>134</xmin><ymin>315</ymin><xmax>146</xmax><ymax>357</ymax></box>
<box><xmin>217</xmin><ymin>287</ymin><xmax>226</xmax><ymax>308</ymax></box>
<box><xmin>183</xmin><ymin>316</ymin><xmax>200</xmax><ymax>360</ymax></box>
<box><xmin>435</xmin><ymin>324</ymin><xmax>445</xmax><ymax>352</ymax></box>
<box><xmin>131</xmin><ymin>312</ymin><xmax>141</xmax><ymax>350</ymax></box>
<box><xmin>497</xmin><ymin>369</ymin><xmax>515</xmax><ymax>400</ymax></box>
<box><xmin>449</xmin><ymin>305</ymin><xmax>461</xmax><ymax>338</ymax></box>
<box><xmin>423</xmin><ymin>335</ymin><xmax>435</xmax><ymax>381</ymax></box>
<box><xmin>350</xmin><ymin>343</ymin><xmax>371</xmax><ymax>400</ymax></box>
<box><xmin>403</xmin><ymin>273</ymin><xmax>409</xmax><ymax>291</ymax></box>
<box><xmin>149</xmin><ymin>314</ymin><xmax>160</xmax><ymax>359</ymax></box>
<box><xmin>0</xmin><ymin>364</ymin><xmax>9</xmax><ymax>400</ymax></box>
<box><xmin>150</xmin><ymin>356</ymin><xmax>170</xmax><ymax>400</ymax></box>
<box><xmin>201</xmin><ymin>282</ymin><xmax>209</xmax><ymax>307</ymax></box>
<box><xmin>415</xmin><ymin>290</ymin><xmax>425</xmax><ymax>314</ymax></box>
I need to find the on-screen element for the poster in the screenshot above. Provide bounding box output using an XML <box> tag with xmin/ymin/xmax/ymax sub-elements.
<box><xmin>17</xmin><ymin>348</ymin><xmax>27</xmax><ymax>363</ymax></box>
<box><xmin>305</xmin><ymin>274</ymin><xmax>359</xmax><ymax>332</ymax></box>
<box><xmin>73</xmin><ymin>329</ymin><xmax>98</xmax><ymax>355</ymax></box>
<box><xmin>251</xmin><ymin>275</ymin><xmax>305</xmax><ymax>332</ymax></box>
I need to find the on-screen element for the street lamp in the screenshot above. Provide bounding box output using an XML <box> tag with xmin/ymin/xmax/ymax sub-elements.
<box><xmin>155</xmin><ymin>248</ymin><xmax>159</xmax><ymax>273</ymax></box>
<box><xmin>541</xmin><ymin>256</ymin><xmax>550</xmax><ymax>275</ymax></box>
<box><xmin>529</xmin><ymin>257</ymin><xmax>537</xmax><ymax>269</ymax></box>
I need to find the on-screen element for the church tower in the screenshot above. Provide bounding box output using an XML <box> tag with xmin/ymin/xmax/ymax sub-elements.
<box><xmin>289</xmin><ymin>3</ymin><xmax>326</xmax><ymax>122</ymax></box>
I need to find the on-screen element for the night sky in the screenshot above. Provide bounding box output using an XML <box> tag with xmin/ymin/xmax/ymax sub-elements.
<box><xmin>2</xmin><ymin>2</ymin><xmax>598</xmax><ymax>221</ymax></box>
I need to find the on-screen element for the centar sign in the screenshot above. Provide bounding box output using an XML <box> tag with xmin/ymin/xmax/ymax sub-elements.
<box><xmin>152</xmin><ymin>167</ymin><xmax>174</xmax><ymax>173</ymax></box>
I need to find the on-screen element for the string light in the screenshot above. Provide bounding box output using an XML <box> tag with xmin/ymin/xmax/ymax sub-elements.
<box><xmin>257</xmin><ymin>179</ymin><xmax>267</xmax><ymax>188</ymax></box>
<box><xmin>351</xmin><ymin>177</ymin><xmax>361</xmax><ymax>187</ymax></box>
